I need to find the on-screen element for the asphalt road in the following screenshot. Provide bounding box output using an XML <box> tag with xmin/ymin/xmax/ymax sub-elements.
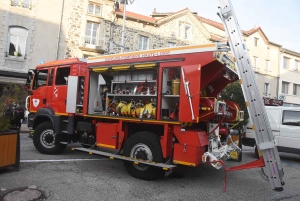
<box><xmin>1</xmin><ymin>133</ymin><xmax>300</xmax><ymax>201</ymax></box>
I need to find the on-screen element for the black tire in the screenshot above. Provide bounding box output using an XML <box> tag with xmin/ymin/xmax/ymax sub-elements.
<box><xmin>237</xmin><ymin>134</ymin><xmax>242</xmax><ymax>162</ymax></box>
<box><xmin>123</xmin><ymin>131</ymin><xmax>165</xmax><ymax>180</ymax></box>
<box><xmin>33</xmin><ymin>121</ymin><xmax>67</xmax><ymax>154</ymax></box>
<box><xmin>254</xmin><ymin>145</ymin><xmax>260</xmax><ymax>159</ymax></box>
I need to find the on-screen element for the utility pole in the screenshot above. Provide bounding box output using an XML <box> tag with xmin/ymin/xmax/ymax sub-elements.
<box><xmin>120</xmin><ymin>0</ymin><xmax>127</xmax><ymax>53</ymax></box>
<box><xmin>109</xmin><ymin>0</ymin><xmax>135</xmax><ymax>54</ymax></box>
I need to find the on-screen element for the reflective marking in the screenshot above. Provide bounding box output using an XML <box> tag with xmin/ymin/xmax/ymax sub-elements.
<box><xmin>20</xmin><ymin>158</ymin><xmax>109</xmax><ymax>163</ymax></box>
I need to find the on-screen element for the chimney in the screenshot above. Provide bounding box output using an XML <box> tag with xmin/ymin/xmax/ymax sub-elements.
<box><xmin>152</xmin><ymin>8</ymin><xmax>157</xmax><ymax>14</ymax></box>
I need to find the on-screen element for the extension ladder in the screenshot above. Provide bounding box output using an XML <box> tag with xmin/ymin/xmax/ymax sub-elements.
<box><xmin>218</xmin><ymin>0</ymin><xmax>285</xmax><ymax>191</ymax></box>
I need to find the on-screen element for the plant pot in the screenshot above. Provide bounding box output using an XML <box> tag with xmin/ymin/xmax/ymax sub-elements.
<box><xmin>0</xmin><ymin>130</ymin><xmax>20</xmax><ymax>170</ymax></box>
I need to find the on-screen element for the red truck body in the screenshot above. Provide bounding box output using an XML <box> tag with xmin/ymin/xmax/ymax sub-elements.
<box><xmin>26</xmin><ymin>44</ymin><xmax>248</xmax><ymax>180</ymax></box>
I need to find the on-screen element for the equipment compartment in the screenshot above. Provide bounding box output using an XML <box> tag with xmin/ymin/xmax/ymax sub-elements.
<box><xmin>88</xmin><ymin>69</ymin><xmax>158</xmax><ymax>119</ymax></box>
<box><xmin>173</xmin><ymin>143</ymin><xmax>205</xmax><ymax>167</ymax></box>
<box><xmin>96</xmin><ymin>123</ymin><xmax>119</xmax><ymax>149</ymax></box>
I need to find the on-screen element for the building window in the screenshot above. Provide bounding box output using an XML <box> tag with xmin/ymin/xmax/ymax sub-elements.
<box><xmin>265</xmin><ymin>60</ymin><xmax>271</xmax><ymax>73</ymax></box>
<box><xmin>138</xmin><ymin>35</ymin><xmax>149</xmax><ymax>50</ymax></box>
<box><xmin>179</xmin><ymin>23</ymin><xmax>192</xmax><ymax>40</ymax></box>
<box><xmin>295</xmin><ymin>60</ymin><xmax>299</xmax><ymax>71</ymax></box>
<box><xmin>283</xmin><ymin>57</ymin><xmax>290</xmax><ymax>69</ymax></box>
<box><xmin>166</xmin><ymin>42</ymin><xmax>176</xmax><ymax>47</ymax></box>
<box><xmin>264</xmin><ymin>83</ymin><xmax>270</xmax><ymax>97</ymax></box>
<box><xmin>83</xmin><ymin>54</ymin><xmax>90</xmax><ymax>59</ymax></box>
<box><xmin>7</xmin><ymin>26</ymin><xmax>28</xmax><ymax>57</ymax></box>
<box><xmin>254</xmin><ymin>37</ymin><xmax>258</xmax><ymax>47</ymax></box>
<box><xmin>253</xmin><ymin>57</ymin><xmax>259</xmax><ymax>69</ymax></box>
<box><xmin>88</xmin><ymin>2</ymin><xmax>102</xmax><ymax>16</ymax></box>
<box><xmin>11</xmin><ymin>0</ymin><xmax>31</xmax><ymax>9</ymax></box>
<box><xmin>282</xmin><ymin>81</ymin><xmax>289</xmax><ymax>94</ymax></box>
<box><xmin>84</xmin><ymin>22</ymin><xmax>100</xmax><ymax>45</ymax></box>
<box><xmin>267</xmin><ymin>47</ymin><xmax>270</xmax><ymax>56</ymax></box>
<box><xmin>293</xmin><ymin>84</ymin><xmax>300</xmax><ymax>96</ymax></box>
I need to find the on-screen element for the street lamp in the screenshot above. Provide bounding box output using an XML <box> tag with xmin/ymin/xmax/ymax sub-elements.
<box><xmin>115</xmin><ymin>0</ymin><xmax>135</xmax><ymax>53</ymax></box>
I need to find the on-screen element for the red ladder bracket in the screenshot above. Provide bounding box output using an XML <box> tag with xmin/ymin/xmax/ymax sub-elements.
<box><xmin>226</xmin><ymin>156</ymin><xmax>265</xmax><ymax>172</ymax></box>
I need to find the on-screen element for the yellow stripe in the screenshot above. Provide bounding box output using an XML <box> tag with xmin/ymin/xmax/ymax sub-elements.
<box><xmin>92</xmin><ymin>63</ymin><xmax>157</xmax><ymax>72</ymax></box>
<box><xmin>83</xmin><ymin>115</ymin><xmax>181</xmax><ymax>124</ymax></box>
<box><xmin>55</xmin><ymin>112</ymin><xmax>68</xmax><ymax>116</ymax></box>
<box><xmin>173</xmin><ymin>160</ymin><xmax>196</xmax><ymax>167</ymax></box>
<box><xmin>88</xmin><ymin>44</ymin><xmax>216</xmax><ymax>61</ymax></box>
<box><xmin>97</xmin><ymin>143</ymin><xmax>116</xmax><ymax>149</ymax></box>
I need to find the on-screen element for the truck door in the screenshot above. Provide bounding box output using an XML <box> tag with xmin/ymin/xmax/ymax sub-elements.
<box><xmin>52</xmin><ymin>66</ymin><xmax>70</xmax><ymax>114</ymax></box>
<box><xmin>30</xmin><ymin>69</ymin><xmax>49</xmax><ymax>112</ymax></box>
<box><xmin>279</xmin><ymin>109</ymin><xmax>300</xmax><ymax>150</ymax></box>
<box><xmin>179</xmin><ymin>65</ymin><xmax>201</xmax><ymax>122</ymax></box>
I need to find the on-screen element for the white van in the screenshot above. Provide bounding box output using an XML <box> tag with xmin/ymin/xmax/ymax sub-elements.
<box><xmin>242</xmin><ymin>106</ymin><xmax>300</xmax><ymax>157</ymax></box>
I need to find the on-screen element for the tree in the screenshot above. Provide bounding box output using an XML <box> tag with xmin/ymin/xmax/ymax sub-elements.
<box><xmin>220</xmin><ymin>81</ymin><xmax>249</xmax><ymax>130</ymax></box>
<box><xmin>0</xmin><ymin>83</ymin><xmax>27</xmax><ymax>132</ymax></box>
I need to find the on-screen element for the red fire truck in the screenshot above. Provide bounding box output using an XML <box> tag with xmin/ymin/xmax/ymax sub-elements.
<box><xmin>25</xmin><ymin>0</ymin><xmax>285</xmax><ymax>191</ymax></box>
<box><xmin>25</xmin><ymin>44</ymin><xmax>248</xmax><ymax>181</ymax></box>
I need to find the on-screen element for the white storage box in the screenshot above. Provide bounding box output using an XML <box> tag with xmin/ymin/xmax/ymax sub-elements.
<box><xmin>113</xmin><ymin>73</ymin><xmax>131</xmax><ymax>81</ymax></box>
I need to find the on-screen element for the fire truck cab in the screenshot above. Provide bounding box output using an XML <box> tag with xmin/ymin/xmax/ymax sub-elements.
<box><xmin>26</xmin><ymin>44</ymin><xmax>244</xmax><ymax>180</ymax></box>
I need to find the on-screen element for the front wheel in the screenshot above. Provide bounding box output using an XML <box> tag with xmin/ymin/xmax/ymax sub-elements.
<box><xmin>123</xmin><ymin>131</ymin><xmax>165</xmax><ymax>180</ymax></box>
<box><xmin>33</xmin><ymin>121</ymin><xmax>66</xmax><ymax>154</ymax></box>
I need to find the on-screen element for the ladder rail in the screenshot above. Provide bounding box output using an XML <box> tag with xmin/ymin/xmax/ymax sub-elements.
<box><xmin>218</xmin><ymin>0</ymin><xmax>284</xmax><ymax>191</ymax></box>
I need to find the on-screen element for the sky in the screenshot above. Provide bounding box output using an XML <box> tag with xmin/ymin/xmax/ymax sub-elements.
<box><xmin>126</xmin><ymin>0</ymin><xmax>300</xmax><ymax>53</ymax></box>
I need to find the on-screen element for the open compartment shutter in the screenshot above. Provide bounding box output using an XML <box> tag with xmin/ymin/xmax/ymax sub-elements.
<box><xmin>179</xmin><ymin>64</ymin><xmax>201</xmax><ymax>122</ymax></box>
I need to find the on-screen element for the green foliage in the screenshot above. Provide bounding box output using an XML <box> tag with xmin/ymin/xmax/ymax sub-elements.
<box><xmin>0</xmin><ymin>83</ymin><xmax>27</xmax><ymax>132</ymax></box>
<box><xmin>220</xmin><ymin>81</ymin><xmax>249</xmax><ymax>130</ymax></box>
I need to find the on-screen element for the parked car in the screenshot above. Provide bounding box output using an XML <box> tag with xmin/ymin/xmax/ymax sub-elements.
<box><xmin>242</xmin><ymin>106</ymin><xmax>300</xmax><ymax>157</ymax></box>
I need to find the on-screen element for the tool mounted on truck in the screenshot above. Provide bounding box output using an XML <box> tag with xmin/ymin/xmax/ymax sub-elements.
<box><xmin>24</xmin><ymin>0</ymin><xmax>284</xmax><ymax>191</ymax></box>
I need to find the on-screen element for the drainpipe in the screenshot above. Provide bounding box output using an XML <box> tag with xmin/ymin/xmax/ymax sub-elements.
<box><xmin>277</xmin><ymin>47</ymin><xmax>285</xmax><ymax>100</ymax></box>
<box><xmin>56</xmin><ymin>0</ymin><xmax>65</xmax><ymax>60</ymax></box>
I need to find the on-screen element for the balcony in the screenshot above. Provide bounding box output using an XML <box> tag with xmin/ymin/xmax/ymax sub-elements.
<box><xmin>78</xmin><ymin>36</ymin><xmax>106</xmax><ymax>53</ymax></box>
<box><xmin>11</xmin><ymin>0</ymin><xmax>31</xmax><ymax>9</ymax></box>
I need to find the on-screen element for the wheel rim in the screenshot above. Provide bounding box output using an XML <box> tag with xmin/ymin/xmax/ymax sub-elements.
<box><xmin>130</xmin><ymin>143</ymin><xmax>153</xmax><ymax>171</ymax></box>
<box><xmin>40</xmin><ymin>129</ymin><xmax>55</xmax><ymax>148</ymax></box>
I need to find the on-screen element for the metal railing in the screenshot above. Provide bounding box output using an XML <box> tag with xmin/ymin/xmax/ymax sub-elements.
<box><xmin>11</xmin><ymin>0</ymin><xmax>31</xmax><ymax>9</ymax></box>
<box><xmin>80</xmin><ymin>36</ymin><xmax>105</xmax><ymax>48</ymax></box>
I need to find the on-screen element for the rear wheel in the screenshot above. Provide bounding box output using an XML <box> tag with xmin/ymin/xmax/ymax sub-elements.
<box><xmin>33</xmin><ymin>121</ymin><xmax>67</xmax><ymax>154</ymax></box>
<box><xmin>123</xmin><ymin>131</ymin><xmax>165</xmax><ymax>180</ymax></box>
